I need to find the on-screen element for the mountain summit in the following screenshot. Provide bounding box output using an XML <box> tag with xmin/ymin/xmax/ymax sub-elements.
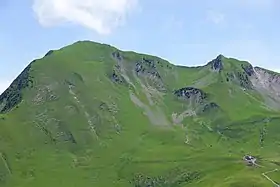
<box><xmin>1</xmin><ymin>41</ymin><xmax>280</xmax><ymax>187</ymax></box>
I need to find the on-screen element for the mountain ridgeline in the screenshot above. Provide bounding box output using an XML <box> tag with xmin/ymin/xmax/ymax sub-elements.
<box><xmin>1</xmin><ymin>41</ymin><xmax>280</xmax><ymax>187</ymax></box>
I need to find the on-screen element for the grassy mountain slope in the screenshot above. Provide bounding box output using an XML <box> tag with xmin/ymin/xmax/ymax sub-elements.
<box><xmin>1</xmin><ymin>41</ymin><xmax>280</xmax><ymax>187</ymax></box>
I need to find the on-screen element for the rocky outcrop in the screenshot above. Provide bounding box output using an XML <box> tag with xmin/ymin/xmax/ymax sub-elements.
<box><xmin>174</xmin><ymin>87</ymin><xmax>207</xmax><ymax>103</ymax></box>
<box><xmin>109</xmin><ymin>64</ymin><xmax>127</xmax><ymax>85</ymax></box>
<box><xmin>237</xmin><ymin>71</ymin><xmax>253</xmax><ymax>89</ymax></box>
<box><xmin>224</xmin><ymin>63</ymin><xmax>254</xmax><ymax>89</ymax></box>
<box><xmin>241</xmin><ymin>64</ymin><xmax>255</xmax><ymax>76</ymax></box>
<box><xmin>44</xmin><ymin>50</ymin><xmax>54</xmax><ymax>57</ymax></box>
<box><xmin>112</xmin><ymin>51</ymin><xmax>122</xmax><ymax>61</ymax></box>
<box><xmin>135</xmin><ymin>58</ymin><xmax>160</xmax><ymax>79</ymax></box>
<box><xmin>202</xmin><ymin>102</ymin><xmax>219</xmax><ymax>112</ymax></box>
<box><xmin>111</xmin><ymin>69</ymin><xmax>125</xmax><ymax>84</ymax></box>
<box><xmin>225</xmin><ymin>72</ymin><xmax>235</xmax><ymax>82</ymax></box>
<box><xmin>174</xmin><ymin>87</ymin><xmax>220</xmax><ymax>114</ymax></box>
<box><xmin>134</xmin><ymin>57</ymin><xmax>165</xmax><ymax>91</ymax></box>
<box><xmin>0</xmin><ymin>63</ymin><xmax>33</xmax><ymax>113</ymax></box>
<box><xmin>209</xmin><ymin>55</ymin><xmax>223</xmax><ymax>72</ymax></box>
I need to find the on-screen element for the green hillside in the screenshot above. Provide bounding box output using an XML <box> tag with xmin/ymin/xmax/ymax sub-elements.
<box><xmin>1</xmin><ymin>40</ymin><xmax>280</xmax><ymax>187</ymax></box>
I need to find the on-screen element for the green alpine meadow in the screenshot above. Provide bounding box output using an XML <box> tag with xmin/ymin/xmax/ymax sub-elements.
<box><xmin>1</xmin><ymin>40</ymin><xmax>280</xmax><ymax>187</ymax></box>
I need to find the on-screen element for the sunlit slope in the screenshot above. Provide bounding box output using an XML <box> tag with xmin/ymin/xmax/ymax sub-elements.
<box><xmin>0</xmin><ymin>41</ymin><xmax>280</xmax><ymax>187</ymax></box>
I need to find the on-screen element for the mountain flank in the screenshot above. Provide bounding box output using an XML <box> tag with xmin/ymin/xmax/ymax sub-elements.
<box><xmin>1</xmin><ymin>40</ymin><xmax>280</xmax><ymax>187</ymax></box>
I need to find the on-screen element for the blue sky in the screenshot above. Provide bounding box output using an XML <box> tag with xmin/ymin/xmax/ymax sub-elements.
<box><xmin>1</xmin><ymin>0</ymin><xmax>280</xmax><ymax>93</ymax></box>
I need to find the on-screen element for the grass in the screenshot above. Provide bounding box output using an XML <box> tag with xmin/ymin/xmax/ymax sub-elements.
<box><xmin>0</xmin><ymin>40</ymin><xmax>280</xmax><ymax>186</ymax></box>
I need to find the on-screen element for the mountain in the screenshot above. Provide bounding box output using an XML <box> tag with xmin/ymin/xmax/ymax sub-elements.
<box><xmin>1</xmin><ymin>40</ymin><xmax>280</xmax><ymax>187</ymax></box>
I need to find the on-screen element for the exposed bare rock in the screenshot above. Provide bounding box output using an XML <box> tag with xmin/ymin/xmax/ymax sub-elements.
<box><xmin>174</xmin><ymin>87</ymin><xmax>207</xmax><ymax>104</ymax></box>
<box><xmin>250</xmin><ymin>67</ymin><xmax>280</xmax><ymax>109</ymax></box>
<box><xmin>208</xmin><ymin>55</ymin><xmax>223</xmax><ymax>72</ymax></box>
<box><xmin>0</xmin><ymin>63</ymin><xmax>33</xmax><ymax>113</ymax></box>
<box><xmin>134</xmin><ymin>57</ymin><xmax>166</xmax><ymax>91</ymax></box>
<box><xmin>44</xmin><ymin>50</ymin><xmax>55</xmax><ymax>57</ymax></box>
<box><xmin>237</xmin><ymin>71</ymin><xmax>253</xmax><ymax>89</ymax></box>
<box><xmin>112</xmin><ymin>51</ymin><xmax>122</xmax><ymax>61</ymax></box>
<box><xmin>241</xmin><ymin>64</ymin><xmax>255</xmax><ymax>76</ymax></box>
<box><xmin>202</xmin><ymin>102</ymin><xmax>219</xmax><ymax>112</ymax></box>
<box><xmin>111</xmin><ymin>51</ymin><xmax>136</xmax><ymax>88</ymax></box>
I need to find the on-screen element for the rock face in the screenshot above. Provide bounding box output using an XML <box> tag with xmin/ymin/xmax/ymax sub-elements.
<box><xmin>112</xmin><ymin>51</ymin><xmax>122</xmax><ymax>61</ymax></box>
<box><xmin>0</xmin><ymin>64</ymin><xmax>33</xmax><ymax>113</ymax></box>
<box><xmin>209</xmin><ymin>55</ymin><xmax>223</xmax><ymax>72</ymax></box>
<box><xmin>174</xmin><ymin>87</ymin><xmax>220</xmax><ymax>114</ymax></box>
<box><xmin>110</xmin><ymin>51</ymin><xmax>129</xmax><ymax>86</ymax></box>
<box><xmin>174</xmin><ymin>87</ymin><xmax>207</xmax><ymax>103</ymax></box>
<box><xmin>254</xmin><ymin>67</ymin><xmax>280</xmax><ymax>86</ymax></box>
<box><xmin>134</xmin><ymin>57</ymin><xmax>165</xmax><ymax>91</ymax></box>
<box><xmin>135</xmin><ymin>58</ymin><xmax>160</xmax><ymax>79</ymax></box>
<box><xmin>44</xmin><ymin>50</ymin><xmax>54</xmax><ymax>57</ymax></box>
<box><xmin>111</xmin><ymin>69</ymin><xmax>125</xmax><ymax>84</ymax></box>
<box><xmin>237</xmin><ymin>71</ymin><xmax>253</xmax><ymax>89</ymax></box>
<box><xmin>249</xmin><ymin>67</ymin><xmax>280</xmax><ymax>109</ymax></box>
<box><xmin>241</xmin><ymin>64</ymin><xmax>255</xmax><ymax>76</ymax></box>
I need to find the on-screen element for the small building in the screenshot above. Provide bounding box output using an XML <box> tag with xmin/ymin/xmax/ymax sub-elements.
<box><xmin>243</xmin><ymin>155</ymin><xmax>257</xmax><ymax>165</ymax></box>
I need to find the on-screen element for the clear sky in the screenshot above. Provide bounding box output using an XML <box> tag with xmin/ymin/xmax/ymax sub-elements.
<box><xmin>1</xmin><ymin>0</ymin><xmax>280</xmax><ymax>93</ymax></box>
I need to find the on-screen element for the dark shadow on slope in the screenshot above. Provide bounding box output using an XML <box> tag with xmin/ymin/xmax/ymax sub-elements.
<box><xmin>0</xmin><ymin>63</ymin><xmax>34</xmax><ymax>113</ymax></box>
